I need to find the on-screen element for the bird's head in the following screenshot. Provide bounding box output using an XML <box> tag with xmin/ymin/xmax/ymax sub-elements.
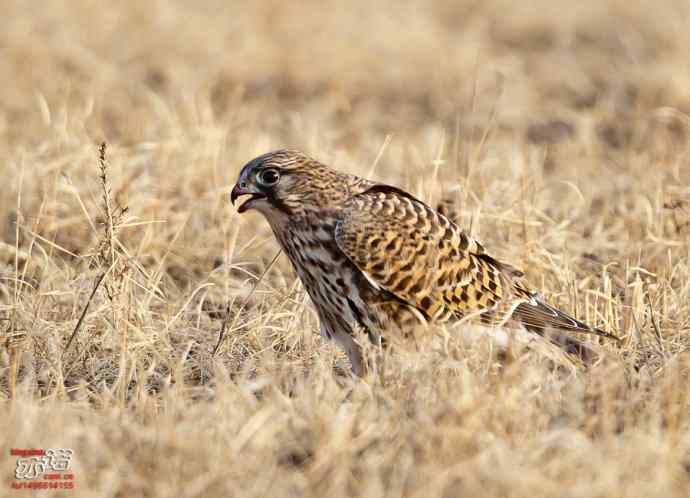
<box><xmin>231</xmin><ymin>149</ymin><xmax>360</xmax><ymax>218</ymax></box>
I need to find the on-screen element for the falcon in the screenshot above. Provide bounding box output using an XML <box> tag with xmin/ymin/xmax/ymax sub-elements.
<box><xmin>231</xmin><ymin>149</ymin><xmax>618</xmax><ymax>374</ymax></box>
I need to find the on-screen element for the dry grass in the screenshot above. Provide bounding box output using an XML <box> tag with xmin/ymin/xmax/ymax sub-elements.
<box><xmin>1</xmin><ymin>1</ymin><xmax>690</xmax><ymax>496</ymax></box>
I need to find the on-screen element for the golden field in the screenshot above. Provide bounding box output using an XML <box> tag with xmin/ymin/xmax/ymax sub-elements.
<box><xmin>1</xmin><ymin>1</ymin><xmax>690</xmax><ymax>496</ymax></box>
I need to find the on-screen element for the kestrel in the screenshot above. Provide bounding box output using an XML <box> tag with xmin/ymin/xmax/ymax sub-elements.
<box><xmin>231</xmin><ymin>149</ymin><xmax>618</xmax><ymax>374</ymax></box>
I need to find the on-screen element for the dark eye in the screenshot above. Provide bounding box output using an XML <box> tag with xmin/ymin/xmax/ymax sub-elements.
<box><xmin>258</xmin><ymin>168</ymin><xmax>280</xmax><ymax>186</ymax></box>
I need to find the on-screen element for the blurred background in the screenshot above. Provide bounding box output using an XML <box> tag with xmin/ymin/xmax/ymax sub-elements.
<box><xmin>2</xmin><ymin>2</ymin><xmax>690</xmax><ymax>497</ymax></box>
<box><xmin>4</xmin><ymin>0</ymin><xmax>690</xmax><ymax>146</ymax></box>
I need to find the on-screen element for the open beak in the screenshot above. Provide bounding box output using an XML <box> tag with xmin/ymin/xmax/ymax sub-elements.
<box><xmin>231</xmin><ymin>184</ymin><xmax>266</xmax><ymax>213</ymax></box>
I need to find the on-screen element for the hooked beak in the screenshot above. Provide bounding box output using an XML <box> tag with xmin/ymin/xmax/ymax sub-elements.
<box><xmin>231</xmin><ymin>183</ymin><xmax>267</xmax><ymax>213</ymax></box>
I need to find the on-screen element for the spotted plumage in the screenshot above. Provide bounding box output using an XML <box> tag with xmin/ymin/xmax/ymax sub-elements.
<box><xmin>231</xmin><ymin>149</ymin><xmax>619</xmax><ymax>374</ymax></box>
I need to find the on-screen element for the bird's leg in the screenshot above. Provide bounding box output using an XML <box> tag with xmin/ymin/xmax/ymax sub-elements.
<box><xmin>345</xmin><ymin>339</ymin><xmax>365</xmax><ymax>377</ymax></box>
<box><xmin>355</xmin><ymin>330</ymin><xmax>388</xmax><ymax>381</ymax></box>
<box><xmin>338</xmin><ymin>327</ymin><xmax>387</xmax><ymax>379</ymax></box>
<box><xmin>326</xmin><ymin>327</ymin><xmax>365</xmax><ymax>376</ymax></box>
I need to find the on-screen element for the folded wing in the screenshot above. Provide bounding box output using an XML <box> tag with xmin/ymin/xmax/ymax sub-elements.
<box><xmin>335</xmin><ymin>185</ymin><xmax>618</xmax><ymax>344</ymax></box>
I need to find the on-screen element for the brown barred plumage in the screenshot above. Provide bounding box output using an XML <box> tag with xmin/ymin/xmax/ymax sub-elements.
<box><xmin>231</xmin><ymin>149</ymin><xmax>619</xmax><ymax>374</ymax></box>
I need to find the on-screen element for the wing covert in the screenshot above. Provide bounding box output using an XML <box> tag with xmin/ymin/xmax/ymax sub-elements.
<box><xmin>334</xmin><ymin>185</ymin><xmax>513</xmax><ymax>322</ymax></box>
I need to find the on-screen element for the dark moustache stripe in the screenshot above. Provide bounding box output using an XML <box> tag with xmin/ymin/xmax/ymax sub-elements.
<box><xmin>267</xmin><ymin>193</ymin><xmax>293</xmax><ymax>215</ymax></box>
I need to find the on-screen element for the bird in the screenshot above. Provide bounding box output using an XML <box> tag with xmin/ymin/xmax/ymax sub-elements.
<box><xmin>231</xmin><ymin>149</ymin><xmax>619</xmax><ymax>375</ymax></box>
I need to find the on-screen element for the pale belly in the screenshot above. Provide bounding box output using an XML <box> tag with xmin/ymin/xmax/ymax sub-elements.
<box><xmin>268</xmin><ymin>216</ymin><xmax>417</xmax><ymax>373</ymax></box>
<box><xmin>273</xmin><ymin>219</ymin><xmax>371</xmax><ymax>336</ymax></box>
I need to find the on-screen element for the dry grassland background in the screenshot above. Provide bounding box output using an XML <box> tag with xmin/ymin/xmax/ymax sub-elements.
<box><xmin>1</xmin><ymin>1</ymin><xmax>690</xmax><ymax>496</ymax></box>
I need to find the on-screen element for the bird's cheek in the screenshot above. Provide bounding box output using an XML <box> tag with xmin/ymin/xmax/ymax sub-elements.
<box><xmin>249</xmin><ymin>197</ymin><xmax>272</xmax><ymax>213</ymax></box>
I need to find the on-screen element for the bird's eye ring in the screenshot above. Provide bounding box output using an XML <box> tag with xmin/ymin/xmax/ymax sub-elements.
<box><xmin>258</xmin><ymin>168</ymin><xmax>280</xmax><ymax>186</ymax></box>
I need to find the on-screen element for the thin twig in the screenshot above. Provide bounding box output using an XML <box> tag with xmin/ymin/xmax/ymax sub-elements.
<box><xmin>645</xmin><ymin>292</ymin><xmax>665</xmax><ymax>355</ymax></box>
<box><xmin>213</xmin><ymin>249</ymin><xmax>282</xmax><ymax>356</ymax></box>
<box><xmin>61</xmin><ymin>267</ymin><xmax>110</xmax><ymax>360</ymax></box>
<box><xmin>99</xmin><ymin>142</ymin><xmax>116</xmax><ymax>269</ymax></box>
